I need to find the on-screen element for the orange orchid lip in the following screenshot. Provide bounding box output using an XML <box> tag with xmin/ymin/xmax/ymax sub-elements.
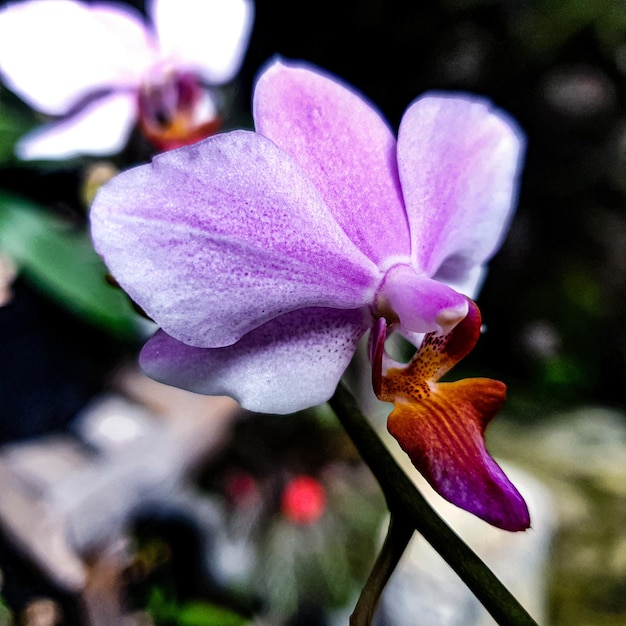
<box><xmin>374</xmin><ymin>298</ymin><xmax>530</xmax><ymax>531</ymax></box>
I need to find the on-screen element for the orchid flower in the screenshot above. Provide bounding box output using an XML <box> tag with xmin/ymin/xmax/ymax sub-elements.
<box><xmin>90</xmin><ymin>59</ymin><xmax>529</xmax><ymax>530</ymax></box>
<box><xmin>0</xmin><ymin>0</ymin><xmax>254</xmax><ymax>159</ymax></box>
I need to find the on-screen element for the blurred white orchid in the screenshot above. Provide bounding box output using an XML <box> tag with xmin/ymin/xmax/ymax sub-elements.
<box><xmin>0</xmin><ymin>0</ymin><xmax>254</xmax><ymax>159</ymax></box>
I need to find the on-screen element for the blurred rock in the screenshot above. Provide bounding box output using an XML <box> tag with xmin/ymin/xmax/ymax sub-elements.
<box><xmin>21</xmin><ymin>597</ymin><xmax>62</xmax><ymax>626</ymax></box>
<box><xmin>494</xmin><ymin>407</ymin><xmax>626</xmax><ymax>498</ymax></box>
<box><xmin>0</xmin><ymin>370</ymin><xmax>239</xmax><ymax>624</ymax></box>
<box><xmin>491</xmin><ymin>406</ymin><xmax>626</xmax><ymax>625</ymax></box>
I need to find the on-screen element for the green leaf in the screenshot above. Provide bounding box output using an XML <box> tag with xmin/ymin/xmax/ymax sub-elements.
<box><xmin>0</xmin><ymin>92</ymin><xmax>35</xmax><ymax>164</ymax></box>
<box><xmin>0</xmin><ymin>191</ymin><xmax>141</xmax><ymax>339</ymax></box>
<box><xmin>177</xmin><ymin>602</ymin><xmax>248</xmax><ymax>626</ymax></box>
<box><xmin>147</xmin><ymin>588</ymin><xmax>248</xmax><ymax>626</ymax></box>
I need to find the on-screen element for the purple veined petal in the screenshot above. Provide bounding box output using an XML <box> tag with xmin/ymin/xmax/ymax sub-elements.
<box><xmin>397</xmin><ymin>93</ymin><xmax>525</xmax><ymax>279</ymax></box>
<box><xmin>16</xmin><ymin>92</ymin><xmax>137</xmax><ymax>160</ymax></box>
<box><xmin>90</xmin><ymin>130</ymin><xmax>381</xmax><ymax>349</ymax></box>
<box><xmin>254</xmin><ymin>59</ymin><xmax>411</xmax><ymax>268</ymax></box>
<box><xmin>149</xmin><ymin>0</ymin><xmax>254</xmax><ymax>84</ymax></box>
<box><xmin>0</xmin><ymin>0</ymin><xmax>154</xmax><ymax>116</ymax></box>
<box><xmin>140</xmin><ymin>307</ymin><xmax>370</xmax><ymax>414</ymax></box>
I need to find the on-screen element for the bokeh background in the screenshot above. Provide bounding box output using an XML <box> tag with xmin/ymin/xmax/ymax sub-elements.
<box><xmin>1</xmin><ymin>0</ymin><xmax>626</xmax><ymax>624</ymax></box>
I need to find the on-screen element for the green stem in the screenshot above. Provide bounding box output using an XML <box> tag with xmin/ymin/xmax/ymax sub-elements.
<box><xmin>329</xmin><ymin>382</ymin><xmax>539</xmax><ymax>626</ymax></box>
<box><xmin>350</xmin><ymin>514</ymin><xmax>414</xmax><ymax>626</ymax></box>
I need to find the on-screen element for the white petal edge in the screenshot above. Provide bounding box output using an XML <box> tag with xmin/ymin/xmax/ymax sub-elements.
<box><xmin>432</xmin><ymin>264</ymin><xmax>486</xmax><ymax>300</ymax></box>
<box><xmin>16</xmin><ymin>92</ymin><xmax>136</xmax><ymax>160</ymax></box>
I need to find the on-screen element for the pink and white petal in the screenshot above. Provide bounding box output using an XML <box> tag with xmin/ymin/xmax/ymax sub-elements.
<box><xmin>397</xmin><ymin>93</ymin><xmax>525</xmax><ymax>279</ymax></box>
<box><xmin>140</xmin><ymin>307</ymin><xmax>370</xmax><ymax>414</ymax></box>
<box><xmin>254</xmin><ymin>60</ymin><xmax>410</xmax><ymax>267</ymax></box>
<box><xmin>90</xmin><ymin>4</ymin><xmax>158</xmax><ymax>79</ymax></box>
<box><xmin>0</xmin><ymin>0</ymin><xmax>153</xmax><ymax>115</ymax></box>
<box><xmin>90</xmin><ymin>130</ymin><xmax>380</xmax><ymax>349</ymax></box>
<box><xmin>150</xmin><ymin>0</ymin><xmax>254</xmax><ymax>84</ymax></box>
<box><xmin>16</xmin><ymin>92</ymin><xmax>136</xmax><ymax>160</ymax></box>
<box><xmin>432</xmin><ymin>263</ymin><xmax>485</xmax><ymax>300</ymax></box>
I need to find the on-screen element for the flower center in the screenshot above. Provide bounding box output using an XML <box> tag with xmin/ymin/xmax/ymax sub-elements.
<box><xmin>137</xmin><ymin>70</ymin><xmax>221</xmax><ymax>150</ymax></box>
<box><xmin>375</xmin><ymin>264</ymin><xmax>469</xmax><ymax>335</ymax></box>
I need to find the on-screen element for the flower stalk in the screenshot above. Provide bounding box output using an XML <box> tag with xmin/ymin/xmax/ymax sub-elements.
<box><xmin>328</xmin><ymin>382</ymin><xmax>540</xmax><ymax>626</ymax></box>
<box><xmin>350</xmin><ymin>514</ymin><xmax>414</xmax><ymax>626</ymax></box>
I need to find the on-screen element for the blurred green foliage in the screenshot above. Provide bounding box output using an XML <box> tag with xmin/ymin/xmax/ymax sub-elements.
<box><xmin>147</xmin><ymin>588</ymin><xmax>247</xmax><ymax>626</ymax></box>
<box><xmin>0</xmin><ymin>191</ymin><xmax>141</xmax><ymax>338</ymax></box>
<box><xmin>0</xmin><ymin>88</ymin><xmax>33</xmax><ymax>165</ymax></box>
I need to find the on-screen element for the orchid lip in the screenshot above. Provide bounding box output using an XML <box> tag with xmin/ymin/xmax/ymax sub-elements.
<box><xmin>380</xmin><ymin>298</ymin><xmax>531</xmax><ymax>531</ymax></box>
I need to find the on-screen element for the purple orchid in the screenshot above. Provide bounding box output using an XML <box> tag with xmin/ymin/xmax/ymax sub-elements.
<box><xmin>0</xmin><ymin>0</ymin><xmax>254</xmax><ymax>159</ymax></box>
<box><xmin>91</xmin><ymin>60</ymin><xmax>529</xmax><ymax>529</ymax></box>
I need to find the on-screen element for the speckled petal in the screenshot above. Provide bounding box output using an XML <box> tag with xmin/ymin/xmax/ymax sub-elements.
<box><xmin>397</xmin><ymin>93</ymin><xmax>524</xmax><ymax>281</ymax></box>
<box><xmin>140</xmin><ymin>307</ymin><xmax>370</xmax><ymax>414</ymax></box>
<box><xmin>91</xmin><ymin>130</ymin><xmax>380</xmax><ymax>348</ymax></box>
<box><xmin>254</xmin><ymin>60</ymin><xmax>410</xmax><ymax>267</ymax></box>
